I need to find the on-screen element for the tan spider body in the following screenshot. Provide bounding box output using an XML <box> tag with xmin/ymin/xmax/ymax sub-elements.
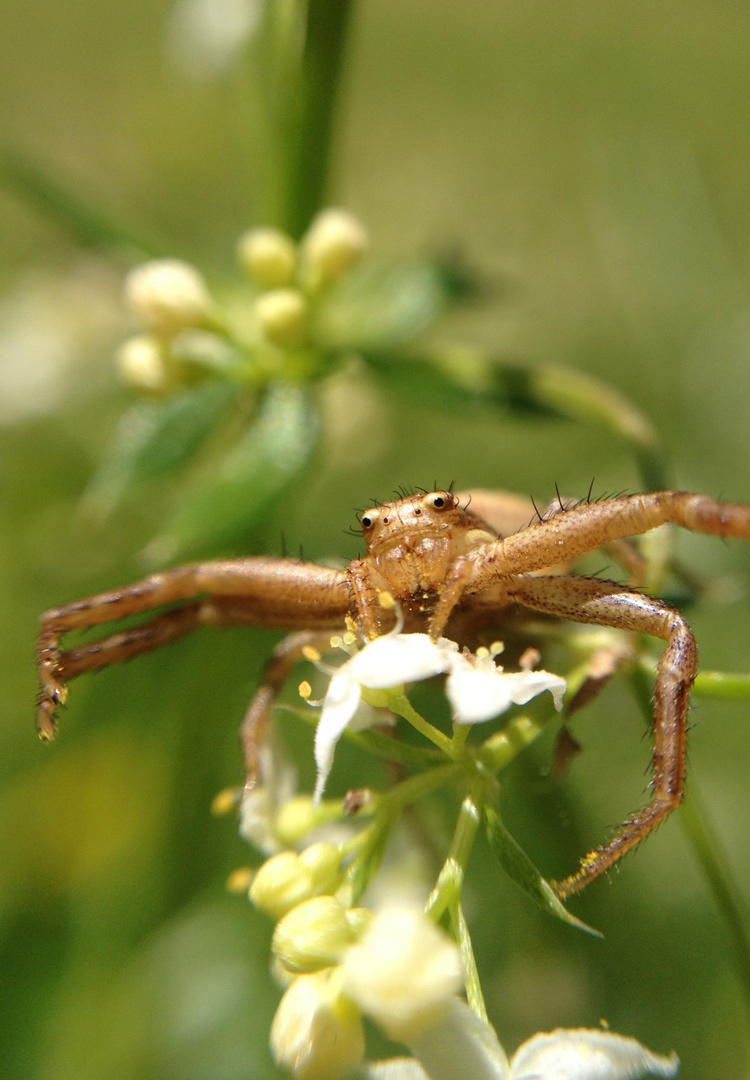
<box><xmin>37</xmin><ymin>487</ymin><xmax>750</xmax><ymax>899</ymax></box>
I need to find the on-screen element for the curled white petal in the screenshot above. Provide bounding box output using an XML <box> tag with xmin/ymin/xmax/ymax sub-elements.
<box><xmin>313</xmin><ymin>671</ymin><xmax>362</xmax><ymax>803</ymax></box>
<box><xmin>510</xmin><ymin>1028</ymin><xmax>679</xmax><ymax>1080</ymax></box>
<box><xmin>446</xmin><ymin>654</ymin><xmax>566</xmax><ymax>725</ymax></box>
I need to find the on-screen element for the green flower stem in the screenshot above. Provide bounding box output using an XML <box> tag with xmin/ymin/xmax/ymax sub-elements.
<box><xmin>425</xmin><ymin>794</ymin><xmax>482</xmax><ymax>923</ymax></box>
<box><xmin>691</xmin><ymin>669</ymin><xmax>750</xmax><ymax>699</ymax></box>
<box><xmin>479</xmin><ymin>712</ymin><xmax>548</xmax><ymax>773</ymax></box>
<box><xmin>257</xmin><ymin>0</ymin><xmax>354</xmax><ymax>235</ymax></box>
<box><xmin>452</xmin><ymin>901</ymin><xmax>489</xmax><ymax>1025</ymax></box>
<box><xmin>284</xmin><ymin>0</ymin><xmax>354</xmax><ymax>237</ymax></box>
<box><xmin>679</xmin><ymin>787</ymin><xmax>750</xmax><ymax>1013</ymax></box>
<box><xmin>388</xmin><ymin>692</ymin><xmax>456</xmax><ymax>756</ymax></box>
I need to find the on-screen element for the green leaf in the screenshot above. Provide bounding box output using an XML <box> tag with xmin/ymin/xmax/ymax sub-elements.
<box><xmin>151</xmin><ymin>381</ymin><xmax>319</xmax><ymax>559</ymax></box>
<box><xmin>484</xmin><ymin>805</ymin><xmax>601</xmax><ymax>936</ymax></box>
<box><xmin>0</xmin><ymin>146</ymin><xmax>165</xmax><ymax>257</ymax></box>
<box><xmin>314</xmin><ymin>261</ymin><xmax>455</xmax><ymax>351</ymax></box>
<box><xmin>364</xmin><ymin>348</ymin><xmax>668</xmax><ymax>491</ymax></box>
<box><xmin>82</xmin><ymin>381</ymin><xmax>238</xmax><ymax>519</ymax></box>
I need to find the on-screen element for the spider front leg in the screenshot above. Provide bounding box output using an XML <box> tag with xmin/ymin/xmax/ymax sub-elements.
<box><xmin>37</xmin><ymin>558</ymin><xmax>350</xmax><ymax>741</ymax></box>
<box><xmin>506</xmin><ymin>574</ymin><xmax>697</xmax><ymax>900</ymax></box>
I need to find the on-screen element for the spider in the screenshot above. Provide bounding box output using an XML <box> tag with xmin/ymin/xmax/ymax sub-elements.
<box><xmin>36</xmin><ymin>486</ymin><xmax>750</xmax><ymax>899</ymax></box>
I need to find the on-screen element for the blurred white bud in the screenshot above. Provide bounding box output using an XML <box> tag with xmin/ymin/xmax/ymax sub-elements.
<box><xmin>342</xmin><ymin>907</ymin><xmax>463</xmax><ymax>1043</ymax></box>
<box><xmin>271</xmin><ymin>969</ymin><xmax>365</xmax><ymax>1080</ymax></box>
<box><xmin>237</xmin><ymin>227</ymin><xmax>297</xmax><ymax>287</ymax></box>
<box><xmin>273</xmin><ymin>896</ymin><xmax>363</xmax><ymax>974</ymax></box>
<box><xmin>124</xmin><ymin>259</ymin><xmax>211</xmax><ymax>337</ymax></box>
<box><xmin>115</xmin><ymin>334</ymin><xmax>169</xmax><ymax>391</ymax></box>
<box><xmin>255</xmin><ymin>288</ymin><xmax>308</xmax><ymax>346</ymax></box>
<box><xmin>300</xmin><ymin>208</ymin><xmax>368</xmax><ymax>290</ymax></box>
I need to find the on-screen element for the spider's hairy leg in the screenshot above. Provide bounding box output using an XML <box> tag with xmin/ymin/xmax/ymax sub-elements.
<box><xmin>37</xmin><ymin>559</ymin><xmax>350</xmax><ymax>742</ymax></box>
<box><xmin>240</xmin><ymin>629</ymin><xmax>338</xmax><ymax>790</ymax></box>
<box><xmin>507</xmin><ymin>574</ymin><xmax>697</xmax><ymax>899</ymax></box>
<box><xmin>470</xmin><ymin>490</ymin><xmax>750</xmax><ymax>581</ymax></box>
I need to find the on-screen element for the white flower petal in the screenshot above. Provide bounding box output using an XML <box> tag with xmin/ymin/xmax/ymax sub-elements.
<box><xmin>342</xmin><ymin>908</ymin><xmax>463</xmax><ymax>1044</ymax></box>
<box><xmin>446</xmin><ymin>656</ymin><xmax>566</xmax><ymax>725</ymax></box>
<box><xmin>364</xmin><ymin>1059</ymin><xmax>430</xmax><ymax>1080</ymax></box>
<box><xmin>350</xmin><ymin>634</ymin><xmax>454</xmax><ymax>690</ymax></box>
<box><xmin>409</xmin><ymin>999</ymin><xmax>511</xmax><ymax>1080</ymax></box>
<box><xmin>510</xmin><ymin>1028</ymin><xmax>679</xmax><ymax>1080</ymax></box>
<box><xmin>313</xmin><ymin>672</ymin><xmax>362</xmax><ymax>803</ymax></box>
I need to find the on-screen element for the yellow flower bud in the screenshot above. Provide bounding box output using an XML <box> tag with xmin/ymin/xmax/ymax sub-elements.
<box><xmin>274</xmin><ymin>795</ymin><xmax>321</xmax><ymax>846</ymax></box>
<box><xmin>298</xmin><ymin>842</ymin><xmax>342</xmax><ymax>894</ymax></box>
<box><xmin>255</xmin><ymin>288</ymin><xmax>308</xmax><ymax>346</ymax></box>
<box><xmin>237</xmin><ymin>227</ymin><xmax>297</xmax><ymax>288</ymax></box>
<box><xmin>273</xmin><ymin>896</ymin><xmax>356</xmax><ymax>974</ymax></box>
<box><xmin>300</xmin><ymin>208</ymin><xmax>368</xmax><ymax>290</ymax></box>
<box><xmin>124</xmin><ymin>259</ymin><xmax>211</xmax><ymax>338</ymax></box>
<box><xmin>271</xmin><ymin>969</ymin><xmax>365</xmax><ymax>1080</ymax></box>
<box><xmin>249</xmin><ymin>851</ymin><xmax>314</xmax><ymax>920</ymax></box>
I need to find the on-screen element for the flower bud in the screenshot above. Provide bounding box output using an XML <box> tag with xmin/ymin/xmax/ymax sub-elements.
<box><xmin>237</xmin><ymin>227</ymin><xmax>297</xmax><ymax>288</ymax></box>
<box><xmin>300</xmin><ymin>208</ymin><xmax>368</xmax><ymax>290</ymax></box>
<box><xmin>271</xmin><ymin>969</ymin><xmax>365</xmax><ymax>1080</ymax></box>
<box><xmin>115</xmin><ymin>335</ymin><xmax>169</xmax><ymax>391</ymax></box>
<box><xmin>249</xmin><ymin>851</ymin><xmax>315</xmax><ymax>920</ymax></box>
<box><xmin>273</xmin><ymin>795</ymin><xmax>321</xmax><ymax>846</ymax></box>
<box><xmin>342</xmin><ymin>907</ymin><xmax>463</xmax><ymax>1043</ymax></box>
<box><xmin>255</xmin><ymin>288</ymin><xmax>308</xmax><ymax>346</ymax></box>
<box><xmin>273</xmin><ymin>896</ymin><xmax>357</xmax><ymax>974</ymax></box>
<box><xmin>124</xmin><ymin>259</ymin><xmax>211</xmax><ymax>338</ymax></box>
<box><xmin>298</xmin><ymin>842</ymin><xmax>343</xmax><ymax>895</ymax></box>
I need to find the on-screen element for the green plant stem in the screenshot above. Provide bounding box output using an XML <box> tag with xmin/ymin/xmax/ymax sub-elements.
<box><xmin>679</xmin><ymin>787</ymin><xmax>750</xmax><ymax>1013</ymax></box>
<box><xmin>258</xmin><ymin>0</ymin><xmax>354</xmax><ymax>235</ymax></box>
<box><xmin>284</xmin><ymin>0</ymin><xmax>353</xmax><ymax>237</ymax></box>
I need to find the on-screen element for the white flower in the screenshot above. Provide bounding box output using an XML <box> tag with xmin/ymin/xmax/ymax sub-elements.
<box><xmin>446</xmin><ymin>649</ymin><xmax>566</xmax><ymax>724</ymax></box>
<box><xmin>341</xmin><ymin>907</ymin><xmax>463</xmax><ymax>1044</ymax></box>
<box><xmin>384</xmin><ymin>1000</ymin><xmax>679</xmax><ymax>1080</ymax></box>
<box><xmin>312</xmin><ymin>633</ymin><xmax>565</xmax><ymax>802</ymax></box>
<box><xmin>508</xmin><ymin>1027</ymin><xmax>679</xmax><ymax>1079</ymax></box>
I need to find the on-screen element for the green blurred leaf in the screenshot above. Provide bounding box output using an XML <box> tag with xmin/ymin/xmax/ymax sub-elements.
<box><xmin>364</xmin><ymin>348</ymin><xmax>668</xmax><ymax>491</ymax></box>
<box><xmin>314</xmin><ymin>261</ymin><xmax>455</xmax><ymax>351</ymax></box>
<box><xmin>0</xmin><ymin>146</ymin><xmax>166</xmax><ymax>257</ymax></box>
<box><xmin>82</xmin><ymin>381</ymin><xmax>238</xmax><ymax>519</ymax></box>
<box><xmin>151</xmin><ymin>381</ymin><xmax>319</xmax><ymax>559</ymax></box>
<box><xmin>484</xmin><ymin>805</ymin><xmax>601</xmax><ymax>936</ymax></box>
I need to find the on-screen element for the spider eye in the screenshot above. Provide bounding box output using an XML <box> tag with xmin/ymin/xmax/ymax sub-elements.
<box><xmin>426</xmin><ymin>492</ymin><xmax>451</xmax><ymax>511</ymax></box>
<box><xmin>360</xmin><ymin>512</ymin><xmax>376</xmax><ymax>530</ymax></box>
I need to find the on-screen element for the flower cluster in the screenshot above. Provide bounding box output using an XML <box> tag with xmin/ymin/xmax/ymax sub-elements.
<box><xmin>116</xmin><ymin>208</ymin><xmax>368</xmax><ymax>393</ymax></box>
<box><xmin>235</xmin><ymin>629</ymin><xmax>679</xmax><ymax>1079</ymax></box>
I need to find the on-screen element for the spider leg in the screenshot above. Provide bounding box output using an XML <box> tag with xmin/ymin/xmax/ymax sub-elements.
<box><xmin>38</xmin><ymin>559</ymin><xmax>350</xmax><ymax>741</ymax></box>
<box><xmin>506</xmin><ymin>573</ymin><xmax>697</xmax><ymax>899</ymax></box>
<box><xmin>469</xmin><ymin>490</ymin><xmax>750</xmax><ymax>583</ymax></box>
<box><xmin>239</xmin><ymin>629</ymin><xmax>339</xmax><ymax>790</ymax></box>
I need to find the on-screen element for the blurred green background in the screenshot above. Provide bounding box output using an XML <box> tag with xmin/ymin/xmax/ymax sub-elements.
<box><xmin>2</xmin><ymin>1</ymin><xmax>750</xmax><ymax>1077</ymax></box>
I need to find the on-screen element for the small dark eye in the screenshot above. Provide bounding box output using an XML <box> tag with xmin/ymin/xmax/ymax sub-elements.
<box><xmin>414</xmin><ymin>507</ymin><xmax>422</xmax><ymax>515</ymax></box>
